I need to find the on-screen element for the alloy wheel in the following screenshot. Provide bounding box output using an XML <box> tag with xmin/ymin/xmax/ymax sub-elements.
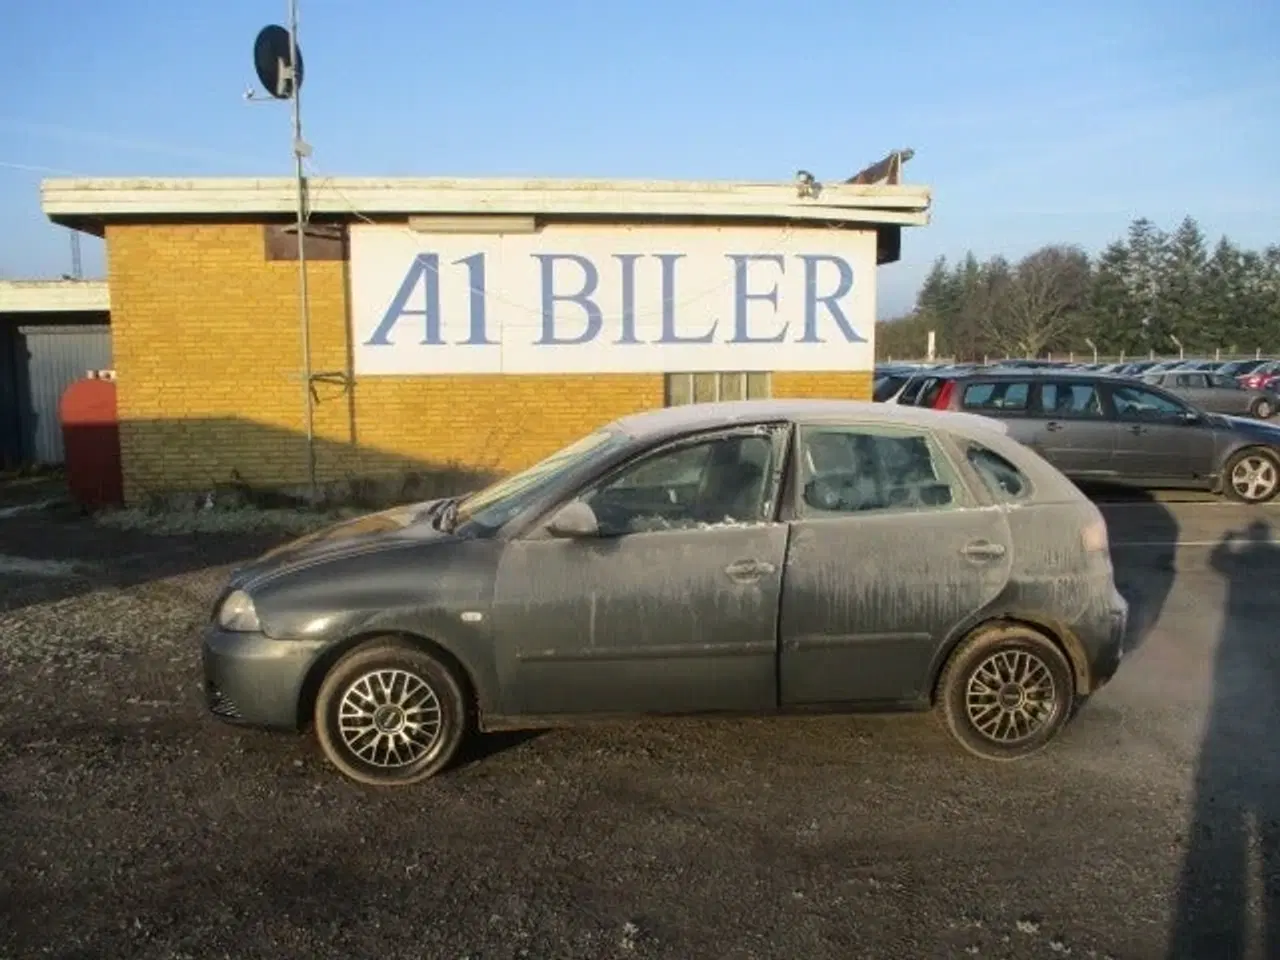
<box><xmin>964</xmin><ymin>650</ymin><xmax>1058</xmax><ymax>745</ymax></box>
<box><xmin>1230</xmin><ymin>455</ymin><xmax>1278</xmax><ymax>502</ymax></box>
<box><xmin>337</xmin><ymin>668</ymin><xmax>443</xmax><ymax>769</ymax></box>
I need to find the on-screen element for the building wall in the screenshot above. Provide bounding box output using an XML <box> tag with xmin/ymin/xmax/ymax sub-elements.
<box><xmin>104</xmin><ymin>223</ymin><xmax>871</xmax><ymax>502</ymax></box>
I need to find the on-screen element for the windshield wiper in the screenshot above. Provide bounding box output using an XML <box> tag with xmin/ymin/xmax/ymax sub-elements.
<box><xmin>425</xmin><ymin>495</ymin><xmax>462</xmax><ymax>532</ymax></box>
<box><xmin>440</xmin><ymin>499</ymin><xmax>461</xmax><ymax>533</ymax></box>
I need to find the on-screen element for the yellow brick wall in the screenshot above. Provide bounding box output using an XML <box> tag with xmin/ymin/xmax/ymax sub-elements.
<box><xmin>104</xmin><ymin>223</ymin><xmax>870</xmax><ymax>502</ymax></box>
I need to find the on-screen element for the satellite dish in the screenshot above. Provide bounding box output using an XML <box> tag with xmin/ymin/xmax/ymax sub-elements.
<box><xmin>253</xmin><ymin>24</ymin><xmax>304</xmax><ymax>99</ymax></box>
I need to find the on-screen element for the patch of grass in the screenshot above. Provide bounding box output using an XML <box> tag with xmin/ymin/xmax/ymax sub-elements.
<box><xmin>89</xmin><ymin>467</ymin><xmax>498</xmax><ymax>537</ymax></box>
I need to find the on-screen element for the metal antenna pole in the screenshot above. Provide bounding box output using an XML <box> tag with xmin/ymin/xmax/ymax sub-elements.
<box><xmin>70</xmin><ymin>231</ymin><xmax>83</xmax><ymax>279</ymax></box>
<box><xmin>287</xmin><ymin>0</ymin><xmax>316</xmax><ymax>501</ymax></box>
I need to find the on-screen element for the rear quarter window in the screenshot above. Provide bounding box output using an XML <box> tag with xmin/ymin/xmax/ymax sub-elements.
<box><xmin>966</xmin><ymin>444</ymin><xmax>1033</xmax><ymax>502</ymax></box>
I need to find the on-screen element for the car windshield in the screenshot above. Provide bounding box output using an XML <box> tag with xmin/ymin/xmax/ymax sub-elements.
<box><xmin>453</xmin><ymin>428</ymin><xmax>630</xmax><ymax>532</ymax></box>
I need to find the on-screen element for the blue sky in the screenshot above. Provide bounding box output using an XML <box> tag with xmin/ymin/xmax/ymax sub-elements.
<box><xmin>1</xmin><ymin>0</ymin><xmax>1277</xmax><ymax>318</ymax></box>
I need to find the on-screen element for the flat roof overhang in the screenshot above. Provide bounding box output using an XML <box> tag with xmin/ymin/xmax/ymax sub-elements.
<box><xmin>0</xmin><ymin>280</ymin><xmax>110</xmax><ymax>314</ymax></box>
<box><xmin>41</xmin><ymin>174</ymin><xmax>931</xmax><ymax>266</ymax></box>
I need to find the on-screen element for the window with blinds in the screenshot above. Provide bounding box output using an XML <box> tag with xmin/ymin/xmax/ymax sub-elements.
<box><xmin>664</xmin><ymin>372</ymin><xmax>772</xmax><ymax>406</ymax></box>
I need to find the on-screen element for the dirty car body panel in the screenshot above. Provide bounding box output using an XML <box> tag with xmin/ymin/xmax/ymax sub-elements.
<box><xmin>201</xmin><ymin>399</ymin><xmax>1128</xmax><ymax>745</ymax></box>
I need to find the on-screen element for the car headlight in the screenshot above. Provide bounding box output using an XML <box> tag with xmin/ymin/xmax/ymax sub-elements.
<box><xmin>217</xmin><ymin>589</ymin><xmax>261</xmax><ymax>632</ymax></box>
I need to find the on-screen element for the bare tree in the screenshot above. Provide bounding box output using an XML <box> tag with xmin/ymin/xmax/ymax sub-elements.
<box><xmin>980</xmin><ymin>245</ymin><xmax>1091</xmax><ymax>357</ymax></box>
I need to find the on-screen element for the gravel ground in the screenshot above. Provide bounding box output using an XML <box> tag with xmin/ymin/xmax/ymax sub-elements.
<box><xmin>1</xmin><ymin>502</ymin><xmax>1278</xmax><ymax>960</ymax></box>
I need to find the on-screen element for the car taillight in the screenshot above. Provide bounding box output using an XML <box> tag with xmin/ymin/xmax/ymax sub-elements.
<box><xmin>1082</xmin><ymin>517</ymin><xmax>1109</xmax><ymax>554</ymax></box>
<box><xmin>933</xmin><ymin>380</ymin><xmax>956</xmax><ymax>409</ymax></box>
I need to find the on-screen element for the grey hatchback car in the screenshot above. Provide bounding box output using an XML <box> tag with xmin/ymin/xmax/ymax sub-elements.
<box><xmin>936</xmin><ymin>371</ymin><xmax>1280</xmax><ymax>503</ymax></box>
<box><xmin>203</xmin><ymin>399</ymin><xmax>1128</xmax><ymax>787</ymax></box>
<box><xmin>1141</xmin><ymin>369</ymin><xmax>1277</xmax><ymax>420</ymax></box>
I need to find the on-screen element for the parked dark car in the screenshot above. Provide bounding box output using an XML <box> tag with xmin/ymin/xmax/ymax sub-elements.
<box><xmin>1216</xmin><ymin>357</ymin><xmax>1270</xmax><ymax>379</ymax></box>
<box><xmin>1113</xmin><ymin>360</ymin><xmax>1162</xmax><ymax>377</ymax></box>
<box><xmin>872</xmin><ymin>364</ymin><xmax>920</xmax><ymax>402</ymax></box>
<box><xmin>933</xmin><ymin>371</ymin><xmax>1280</xmax><ymax>501</ymax></box>
<box><xmin>203</xmin><ymin>399</ymin><xmax>1128</xmax><ymax>787</ymax></box>
<box><xmin>1141</xmin><ymin>369</ymin><xmax>1277</xmax><ymax>419</ymax></box>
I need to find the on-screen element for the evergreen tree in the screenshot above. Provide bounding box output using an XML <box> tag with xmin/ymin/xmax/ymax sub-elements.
<box><xmin>1202</xmin><ymin>238</ymin><xmax>1246</xmax><ymax>353</ymax></box>
<box><xmin>1088</xmin><ymin>240</ymin><xmax>1137</xmax><ymax>356</ymax></box>
<box><xmin>1162</xmin><ymin>217</ymin><xmax>1209</xmax><ymax>351</ymax></box>
<box><xmin>1125</xmin><ymin>218</ymin><xmax>1168</xmax><ymax>354</ymax></box>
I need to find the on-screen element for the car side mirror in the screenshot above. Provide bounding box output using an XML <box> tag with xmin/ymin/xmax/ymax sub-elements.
<box><xmin>1179</xmin><ymin>410</ymin><xmax>1201</xmax><ymax>424</ymax></box>
<box><xmin>545</xmin><ymin>499</ymin><xmax>600</xmax><ymax>538</ymax></box>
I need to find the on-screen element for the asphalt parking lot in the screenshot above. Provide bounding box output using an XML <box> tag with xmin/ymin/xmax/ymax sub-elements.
<box><xmin>2</xmin><ymin>496</ymin><xmax>1278</xmax><ymax>960</ymax></box>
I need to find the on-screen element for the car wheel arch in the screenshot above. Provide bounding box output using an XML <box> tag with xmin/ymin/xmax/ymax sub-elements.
<box><xmin>296</xmin><ymin>629</ymin><xmax>481</xmax><ymax>730</ymax></box>
<box><xmin>928</xmin><ymin>614</ymin><xmax>1092</xmax><ymax>705</ymax></box>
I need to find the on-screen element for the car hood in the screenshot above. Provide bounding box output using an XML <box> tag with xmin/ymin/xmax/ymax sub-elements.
<box><xmin>227</xmin><ymin>496</ymin><xmax>467</xmax><ymax>590</ymax></box>
<box><xmin>1209</xmin><ymin>412</ymin><xmax>1280</xmax><ymax>441</ymax></box>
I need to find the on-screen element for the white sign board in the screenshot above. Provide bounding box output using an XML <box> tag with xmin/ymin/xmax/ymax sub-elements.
<box><xmin>349</xmin><ymin>223</ymin><xmax>877</xmax><ymax>375</ymax></box>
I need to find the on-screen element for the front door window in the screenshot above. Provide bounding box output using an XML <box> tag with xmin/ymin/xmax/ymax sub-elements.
<box><xmin>585</xmin><ymin>432</ymin><xmax>778</xmax><ymax>535</ymax></box>
<box><xmin>1111</xmin><ymin>385</ymin><xmax>1190</xmax><ymax>423</ymax></box>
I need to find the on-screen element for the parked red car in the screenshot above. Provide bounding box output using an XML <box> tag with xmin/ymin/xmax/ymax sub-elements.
<box><xmin>1240</xmin><ymin>360</ymin><xmax>1280</xmax><ymax>391</ymax></box>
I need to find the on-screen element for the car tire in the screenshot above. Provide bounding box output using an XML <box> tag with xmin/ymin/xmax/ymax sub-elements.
<box><xmin>314</xmin><ymin>638</ymin><xmax>469</xmax><ymax>787</ymax></box>
<box><xmin>1251</xmin><ymin>397</ymin><xmax>1274</xmax><ymax>419</ymax></box>
<box><xmin>935</xmin><ymin>624</ymin><xmax>1076</xmax><ymax>762</ymax></box>
<box><xmin>1223</xmin><ymin>447</ymin><xmax>1280</xmax><ymax>504</ymax></box>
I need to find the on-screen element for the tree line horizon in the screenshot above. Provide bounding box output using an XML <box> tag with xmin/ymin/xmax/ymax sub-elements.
<box><xmin>877</xmin><ymin>216</ymin><xmax>1280</xmax><ymax>362</ymax></box>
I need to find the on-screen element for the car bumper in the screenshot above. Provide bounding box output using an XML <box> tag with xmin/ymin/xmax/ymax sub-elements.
<box><xmin>1077</xmin><ymin>585</ymin><xmax>1128</xmax><ymax>692</ymax></box>
<box><xmin>201</xmin><ymin>625</ymin><xmax>329</xmax><ymax>730</ymax></box>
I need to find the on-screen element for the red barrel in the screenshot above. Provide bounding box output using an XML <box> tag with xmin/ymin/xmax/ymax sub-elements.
<box><xmin>59</xmin><ymin>377</ymin><xmax>124</xmax><ymax>508</ymax></box>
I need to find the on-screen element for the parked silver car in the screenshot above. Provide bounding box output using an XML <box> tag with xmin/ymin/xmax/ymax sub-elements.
<box><xmin>203</xmin><ymin>399</ymin><xmax>1128</xmax><ymax>787</ymax></box>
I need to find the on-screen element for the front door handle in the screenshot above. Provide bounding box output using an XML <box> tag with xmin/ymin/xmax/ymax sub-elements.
<box><xmin>1127</xmin><ymin>424</ymin><xmax>1147</xmax><ymax>435</ymax></box>
<box><xmin>1045</xmin><ymin>421</ymin><xmax>1064</xmax><ymax>432</ymax></box>
<box><xmin>961</xmin><ymin>540</ymin><xmax>1007</xmax><ymax>560</ymax></box>
<box><xmin>725</xmin><ymin>558</ymin><xmax>775</xmax><ymax>581</ymax></box>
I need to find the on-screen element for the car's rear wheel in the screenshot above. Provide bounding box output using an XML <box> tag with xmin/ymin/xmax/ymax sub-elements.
<box><xmin>314</xmin><ymin>638</ymin><xmax>468</xmax><ymax>787</ymax></box>
<box><xmin>1223</xmin><ymin>447</ymin><xmax>1280</xmax><ymax>504</ymax></box>
<box><xmin>1251</xmin><ymin>397</ymin><xmax>1274</xmax><ymax>419</ymax></box>
<box><xmin>936</xmin><ymin>625</ymin><xmax>1075</xmax><ymax>761</ymax></box>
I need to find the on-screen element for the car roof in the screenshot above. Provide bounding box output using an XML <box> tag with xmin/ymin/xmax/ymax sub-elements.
<box><xmin>611</xmin><ymin>398</ymin><xmax>1011</xmax><ymax>443</ymax></box>
<box><xmin>951</xmin><ymin>368</ymin><xmax>1137</xmax><ymax>384</ymax></box>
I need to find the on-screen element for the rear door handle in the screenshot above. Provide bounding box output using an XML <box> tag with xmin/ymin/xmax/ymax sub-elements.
<box><xmin>1127</xmin><ymin>424</ymin><xmax>1147</xmax><ymax>435</ymax></box>
<box><xmin>725</xmin><ymin>559</ymin><xmax>775</xmax><ymax>580</ymax></box>
<box><xmin>1045</xmin><ymin>421</ymin><xmax>1064</xmax><ymax>432</ymax></box>
<box><xmin>961</xmin><ymin>540</ymin><xmax>1007</xmax><ymax>560</ymax></box>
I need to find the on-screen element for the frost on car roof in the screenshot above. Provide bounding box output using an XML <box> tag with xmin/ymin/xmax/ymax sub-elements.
<box><xmin>611</xmin><ymin>398</ymin><xmax>1010</xmax><ymax>442</ymax></box>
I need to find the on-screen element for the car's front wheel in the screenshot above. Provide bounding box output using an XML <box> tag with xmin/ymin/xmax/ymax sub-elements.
<box><xmin>1223</xmin><ymin>447</ymin><xmax>1280</xmax><ymax>504</ymax></box>
<box><xmin>1251</xmin><ymin>397</ymin><xmax>1275</xmax><ymax>419</ymax></box>
<box><xmin>936</xmin><ymin>625</ymin><xmax>1075</xmax><ymax>761</ymax></box>
<box><xmin>314</xmin><ymin>638</ymin><xmax>468</xmax><ymax>787</ymax></box>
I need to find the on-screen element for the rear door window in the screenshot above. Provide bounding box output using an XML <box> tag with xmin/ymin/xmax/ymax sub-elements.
<box><xmin>797</xmin><ymin>424</ymin><xmax>962</xmax><ymax>515</ymax></box>
<box><xmin>1033</xmin><ymin>382</ymin><xmax>1105</xmax><ymax>418</ymax></box>
<box><xmin>961</xmin><ymin>381</ymin><xmax>1030</xmax><ymax>412</ymax></box>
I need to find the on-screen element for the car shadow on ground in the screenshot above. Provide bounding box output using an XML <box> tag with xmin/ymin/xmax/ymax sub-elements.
<box><xmin>1087</xmin><ymin>485</ymin><xmax>1180</xmax><ymax>656</ymax></box>
<box><xmin>1166</xmin><ymin>519</ymin><xmax>1280</xmax><ymax>959</ymax></box>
